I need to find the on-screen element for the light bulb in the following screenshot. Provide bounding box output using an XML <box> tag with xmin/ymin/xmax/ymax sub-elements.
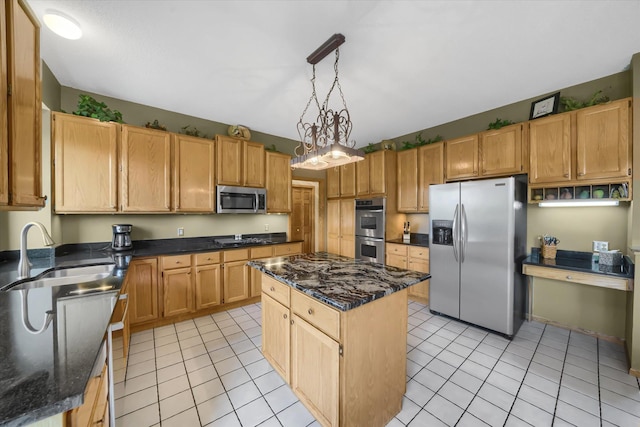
<box><xmin>43</xmin><ymin>11</ymin><xmax>82</xmax><ymax>40</ymax></box>
<box><xmin>310</xmin><ymin>157</ymin><xmax>319</xmax><ymax>165</ymax></box>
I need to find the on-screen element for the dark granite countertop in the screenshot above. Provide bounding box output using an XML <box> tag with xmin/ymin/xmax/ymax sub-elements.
<box><xmin>522</xmin><ymin>249</ymin><xmax>634</xmax><ymax>279</ymax></box>
<box><xmin>248</xmin><ymin>252</ymin><xmax>431</xmax><ymax>311</ymax></box>
<box><xmin>386</xmin><ymin>233</ymin><xmax>429</xmax><ymax>248</ymax></box>
<box><xmin>0</xmin><ymin>233</ymin><xmax>300</xmax><ymax>426</ymax></box>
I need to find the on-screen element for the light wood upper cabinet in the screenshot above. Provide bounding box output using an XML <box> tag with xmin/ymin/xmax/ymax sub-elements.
<box><xmin>216</xmin><ymin>135</ymin><xmax>265</xmax><ymax>187</ymax></box>
<box><xmin>327</xmin><ymin>199</ymin><xmax>341</xmax><ymax>255</ymax></box>
<box><xmin>327</xmin><ymin>163</ymin><xmax>356</xmax><ymax>198</ymax></box>
<box><xmin>265</xmin><ymin>151</ymin><xmax>292</xmax><ymax>213</ymax></box>
<box><xmin>173</xmin><ymin>134</ymin><xmax>215</xmax><ymax>212</ymax></box>
<box><xmin>576</xmin><ymin>98</ymin><xmax>631</xmax><ymax>181</ymax></box>
<box><xmin>52</xmin><ymin>113</ymin><xmax>118</xmax><ymax>213</ymax></box>
<box><xmin>120</xmin><ymin>125</ymin><xmax>171</xmax><ymax>212</ymax></box>
<box><xmin>479</xmin><ymin>124</ymin><xmax>524</xmax><ymax>177</ymax></box>
<box><xmin>529</xmin><ymin>113</ymin><xmax>572</xmax><ymax>184</ymax></box>
<box><xmin>128</xmin><ymin>258</ymin><xmax>159</xmax><ymax>325</ymax></box>
<box><xmin>1</xmin><ymin>0</ymin><xmax>44</xmax><ymax>208</ymax></box>
<box><xmin>355</xmin><ymin>155</ymin><xmax>370</xmax><ymax>196</ymax></box>
<box><xmin>357</xmin><ymin>150</ymin><xmax>396</xmax><ymax>197</ymax></box>
<box><xmin>397</xmin><ymin>143</ymin><xmax>444</xmax><ymax>212</ymax></box>
<box><xmin>445</xmin><ymin>134</ymin><xmax>479</xmax><ymax>181</ymax></box>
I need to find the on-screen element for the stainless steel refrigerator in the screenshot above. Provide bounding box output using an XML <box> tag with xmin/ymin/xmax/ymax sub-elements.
<box><xmin>429</xmin><ymin>176</ymin><xmax>527</xmax><ymax>337</ymax></box>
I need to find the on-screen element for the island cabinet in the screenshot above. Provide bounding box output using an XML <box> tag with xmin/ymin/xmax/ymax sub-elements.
<box><xmin>327</xmin><ymin>198</ymin><xmax>355</xmax><ymax>258</ymax></box>
<box><xmin>445</xmin><ymin>134</ymin><xmax>479</xmax><ymax>181</ymax></box>
<box><xmin>327</xmin><ymin>163</ymin><xmax>356</xmax><ymax>198</ymax></box>
<box><xmin>397</xmin><ymin>142</ymin><xmax>444</xmax><ymax>212</ymax></box>
<box><xmin>120</xmin><ymin>125</ymin><xmax>172</xmax><ymax>212</ymax></box>
<box><xmin>265</xmin><ymin>151</ymin><xmax>292</xmax><ymax>213</ymax></box>
<box><xmin>479</xmin><ymin>123</ymin><xmax>525</xmax><ymax>177</ymax></box>
<box><xmin>356</xmin><ymin>150</ymin><xmax>396</xmax><ymax>197</ymax></box>
<box><xmin>261</xmin><ymin>273</ymin><xmax>408</xmax><ymax>427</ymax></box>
<box><xmin>215</xmin><ymin>135</ymin><xmax>265</xmax><ymax>188</ymax></box>
<box><xmin>1</xmin><ymin>0</ymin><xmax>45</xmax><ymax>209</ymax></box>
<box><xmin>386</xmin><ymin>243</ymin><xmax>429</xmax><ymax>302</ymax></box>
<box><xmin>66</xmin><ymin>362</ymin><xmax>109</xmax><ymax>427</ymax></box>
<box><xmin>52</xmin><ymin>112</ymin><xmax>119</xmax><ymax>213</ymax></box>
<box><xmin>128</xmin><ymin>258</ymin><xmax>159</xmax><ymax>326</ymax></box>
<box><xmin>172</xmin><ymin>134</ymin><xmax>215</xmax><ymax>212</ymax></box>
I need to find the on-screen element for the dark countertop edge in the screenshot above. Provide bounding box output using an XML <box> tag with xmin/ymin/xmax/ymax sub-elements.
<box><xmin>386</xmin><ymin>233</ymin><xmax>429</xmax><ymax>248</ymax></box>
<box><xmin>248</xmin><ymin>260</ymin><xmax>431</xmax><ymax>311</ymax></box>
<box><xmin>522</xmin><ymin>249</ymin><xmax>634</xmax><ymax>279</ymax></box>
<box><xmin>5</xmin><ymin>394</ymin><xmax>82</xmax><ymax>427</ymax></box>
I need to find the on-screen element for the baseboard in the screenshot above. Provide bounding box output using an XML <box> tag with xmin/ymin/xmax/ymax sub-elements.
<box><xmin>530</xmin><ymin>315</ymin><xmax>625</xmax><ymax>346</ymax></box>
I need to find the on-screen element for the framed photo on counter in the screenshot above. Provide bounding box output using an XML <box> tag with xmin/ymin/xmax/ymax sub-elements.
<box><xmin>529</xmin><ymin>92</ymin><xmax>560</xmax><ymax>119</ymax></box>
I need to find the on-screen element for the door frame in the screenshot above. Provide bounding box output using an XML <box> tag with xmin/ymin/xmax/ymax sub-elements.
<box><xmin>291</xmin><ymin>179</ymin><xmax>325</xmax><ymax>252</ymax></box>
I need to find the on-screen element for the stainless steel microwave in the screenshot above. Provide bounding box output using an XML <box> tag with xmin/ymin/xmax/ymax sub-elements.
<box><xmin>216</xmin><ymin>185</ymin><xmax>266</xmax><ymax>214</ymax></box>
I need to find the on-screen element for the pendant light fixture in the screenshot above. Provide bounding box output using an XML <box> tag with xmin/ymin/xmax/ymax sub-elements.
<box><xmin>291</xmin><ymin>34</ymin><xmax>364</xmax><ymax>170</ymax></box>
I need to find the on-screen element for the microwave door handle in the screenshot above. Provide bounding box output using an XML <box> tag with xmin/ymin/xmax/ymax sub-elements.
<box><xmin>452</xmin><ymin>204</ymin><xmax>459</xmax><ymax>262</ymax></box>
<box><xmin>254</xmin><ymin>192</ymin><xmax>258</xmax><ymax>212</ymax></box>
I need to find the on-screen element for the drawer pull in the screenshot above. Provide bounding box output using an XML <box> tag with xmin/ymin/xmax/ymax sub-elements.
<box><xmin>308</xmin><ymin>308</ymin><xmax>314</xmax><ymax>315</ymax></box>
<box><xmin>176</xmin><ymin>261</ymin><xmax>181</xmax><ymax>264</ymax></box>
<box><xmin>207</xmin><ymin>257</ymin><xmax>211</xmax><ymax>261</ymax></box>
<box><xmin>270</xmin><ymin>286</ymin><xmax>275</xmax><ymax>292</ymax></box>
<box><xmin>283</xmin><ymin>314</ymin><xmax>287</xmax><ymax>319</ymax></box>
<box><xmin>566</xmin><ymin>275</ymin><xmax>572</xmax><ymax>279</ymax></box>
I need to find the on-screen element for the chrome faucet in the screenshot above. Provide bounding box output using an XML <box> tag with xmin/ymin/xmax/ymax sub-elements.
<box><xmin>17</xmin><ymin>222</ymin><xmax>55</xmax><ymax>279</ymax></box>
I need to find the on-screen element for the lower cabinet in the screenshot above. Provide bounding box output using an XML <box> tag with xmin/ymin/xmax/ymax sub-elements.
<box><xmin>386</xmin><ymin>243</ymin><xmax>429</xmax><ymax>303</ymax></box>
<box><xmin>66</xmin><ymin>362</ymin><xmax>109</xmax><ymax>426</ymax></box>
<box><xmin>128</xmin><ymin>258</ymin><xmax>159</xmax><ymax>325</ymax></box>
<box><xmin>161</xmin><ymin>254</ymin><xmax>193</xmax><ymax>317</ymax></box>
<box><xmin>223</xmin><ymin>249</ymin><xmax>251</xmax><ymax>303</ymax></box>
<box><xmin>194</xmin><ymin>252</ymin><xmax>222</xmax><ymax>309</ymax></box>
<box><xmin>261</xmin><ymin>273</ymin><xmax>408</xmax><ymax>427</ymax></box>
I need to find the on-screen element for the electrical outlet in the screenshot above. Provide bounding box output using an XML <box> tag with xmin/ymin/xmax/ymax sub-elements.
<box><xmin>265</xmin><ymin>224</ymin><xmax>269</xmax><ymax>231</ymax></box>
<box><xmin>592</xmin><ymin>240</ymin><xmax>608</xmax><ymax>252</ymax></box>
<box><xmin>235</xmin><ymin>234</ymin><xmax>242</xmax><ymax>240</ymax></box>
<box><xmin>177</xmin><ymin>227</ymin><xmax>184</xmax><ymax>237</ymax></box>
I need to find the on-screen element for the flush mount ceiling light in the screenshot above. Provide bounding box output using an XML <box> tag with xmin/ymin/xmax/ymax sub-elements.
<box><xmin>43</xmin><ymin>10</ymin><xmax>82</xmax><ymax>40</ymax></box>
<box><xmin>291</xmin><ymin>33</ymin><xmax>364</xmax><ymax>171</ymax></box>
<box><xmin>538</xmin><ymin>200</ymin><xmax>620</xmax><ymax>207</ymax></box>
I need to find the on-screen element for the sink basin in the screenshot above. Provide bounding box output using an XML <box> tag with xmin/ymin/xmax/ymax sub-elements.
<box><xmin>6</xmin><ymin>264</ymin><xmax>116</xmax><ymax>291</ymax></box>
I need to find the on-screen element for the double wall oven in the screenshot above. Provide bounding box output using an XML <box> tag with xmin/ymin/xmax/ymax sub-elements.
<box><xmin>355</xmin><ymin>198</ymin><xmax>385</xmax><ymax>264</ymax></box>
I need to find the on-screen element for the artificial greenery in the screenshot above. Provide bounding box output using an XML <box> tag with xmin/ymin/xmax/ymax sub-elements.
<box><xmin>487</xmin><ymin>118</ymin><xmax>514</xmax><ymax>130</ymax></box>
<box><xmin>265</xmin><ymin>144</ymin><xmax>279</xmax><ymax>152</ymax></box>
<box><xmin>180</xmin><ymin>125</ymin><xmax>207</xmax><ymax>138</ymax></box>
<box><xmin>560</xmin><ymin>90</ymin><xmax>610</xmax><ymax>112</ymax></box>
<box><xmin>72</xmin><ymin>94</ymin><xmax>123</xmax><ymax>123</ymax></box>
<box><xmin>400</xmin><ymin>133</ymin><xmax>443</xmax><ymax>150</ymax></box>
<box><xmin>363</xmin><ymin>143</ymin><xmax>377</xmax><ymax>154</ymax></box>
<box><xmin>145</xmin><ymin>119</ymin><xmax>167</xmax><ymax>131</ymax></box>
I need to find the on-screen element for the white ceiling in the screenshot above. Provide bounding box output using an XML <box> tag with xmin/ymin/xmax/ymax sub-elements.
<box><xmin>26</xmin><ymin>0</ymin><xmax>640</xmax><ymax>147</ymax></box>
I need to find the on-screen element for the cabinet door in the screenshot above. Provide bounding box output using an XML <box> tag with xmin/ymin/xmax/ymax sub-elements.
<box><xmin>262</xmin><ymin>294</ymin><xmax>290</xmax><ymax>383</ymax></box>
<box><xmin>216</xmin><ymin>136</ymin><xmax>243</xmax><ymax>186</ymax></box>
<box><xmin>386</xmin><ymin>253</ymin><xmax>407</xmax><ymax>269</ymax></box>
<box><xmin>397</xmin><ymin>149</ymin><xmax>418</xmax><ymax>212</ymax></box>
<box><xmin>223</xmin><ymin>260</ymin><xmax>250</xmax><ymax>303</ymax></box>
<box><xmin>576</xmin><ymin>99</ymin><xmax>631</xmax><ymax>181</ymax></box>
<box><xmin>53</xmin><ymin>113</ymin><xmax>118</xmax><ymax>213</ymax></box>
<box><xmin>368</xmin><ymin>151</ymin><xmax>387</xmax><ymax>195</ymax></box>
<box><xmin>355</xmin><ymin>155</ymin><xmax>370</xmax><ymax>196</ymax></box>
<box><xmin>445</xmin><ymin>134</ymin><xmax>479</xmax><ymax>181</ymax></box>
<box><xmin>244</xmin><ymin>141</ymin><xmax>265</xmax><ymax>187</ymax></box>
<box><xmin>266</xmin><ymin>151</ymin><xmax>292</xmax><ymax>213</ymax></box>
<box><xmin>128</xmin><ymin>259</ymin><xmax>159</xmax><ymax>325</ymax></box>
<box><xmin>163</xmin><ymin>267</ymin><xmax>193</xmax><ymax>317</ymax></box>
<box><xmin>291</xmin><ymin>315</ymin><xmax>340</xmax><ymax>427</ymax></box>
<box><xmin>407</xmin><ymin>258</ymin><xmax>429</xmax><ymax>299</ymax></box>
<box><xmin>479</xmin><ymin>124</ymin><xmax>523</xmax><ymax>177</ymax></box>
<box><xmin>418</xmin><ymin>143</ymin><xmax>444</xmax><ymax>212</ymax></box>
<box><xmin>173</xmin><ymin>134</ymin><xmax>215</xmax><ymax>212</ymax></box>
<box><xmin>529</xmin><ymin>114</ymin><xmax>571</xmax><ymax>183</ymax></box>
<box><xmin>195</xmin><ymin>264</ymin><xmax>222</xmax><ymax>309</ymax></box>
<box><xmin>340</xmin><ymin>163</ymin><xmax>356</xmax><ymax>197</ymax></box>
<box><xmin>340</xmin><ymin>198</ymin><xmax>355</xmax><ymax>258</ymax></box>
<box><xmin>7</xmin><ymin>0</ymin><xmax>43</xmax><ymax>207</ymax></box>
<box><xmin>326</xmin><ymin>199</ymin><xmax>341</xmax><ymax>255</ymax></box>
<box><xmin>0</xmin><ymin>2</ymin><xmax>7</xmax><ymax>205</ymax></box>
<box><xmin>120</xmin><ymin>126</ymin><xmax>171</xmax><ymax>212</ymax></box>
<box><xmin>326</xmin><ymin>167</ymin><xmax>340</xmax><ymax>198</ymax></box>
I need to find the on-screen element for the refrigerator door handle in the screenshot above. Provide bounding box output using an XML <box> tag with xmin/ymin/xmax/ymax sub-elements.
<box><xmin>461</xmin><ymin>204</ymin><xmax>467</xmax><ymax>263</ymax></box>
<box><xmin>452</xmin><ymin>204</ymin><xmax>459</xmax><ymax>262</ymax></box>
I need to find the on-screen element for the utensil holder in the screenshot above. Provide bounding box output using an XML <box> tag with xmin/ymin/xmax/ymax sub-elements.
<box><xmin>541</xmin><ymin>244</ymin><xmax>557</xmax><ymax>259</ymax></box>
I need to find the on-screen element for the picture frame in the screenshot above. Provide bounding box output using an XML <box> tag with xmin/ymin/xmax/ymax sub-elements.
<box><xmin>529</xmin><ymin>92</ymin><xmax>560</xmax><ymax>120</ymax></box>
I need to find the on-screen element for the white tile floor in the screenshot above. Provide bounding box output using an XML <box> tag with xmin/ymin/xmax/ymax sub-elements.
<box><xmin>112</xmin><ymin>301</ymin><xmax>640</xmax><ymax>427</ymax></box>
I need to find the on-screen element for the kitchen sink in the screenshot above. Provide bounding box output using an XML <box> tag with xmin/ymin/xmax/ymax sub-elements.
<box><xmin>4</xmin><ymin>263</ymin><xmax>116</xmax><ymax>291</ymax></box>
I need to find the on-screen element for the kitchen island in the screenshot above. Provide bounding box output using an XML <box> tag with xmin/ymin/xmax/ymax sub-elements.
<box><xmin>248</xmin><ymin>252</ymin><xmax>430</xmax><ymax>427</ymax></box>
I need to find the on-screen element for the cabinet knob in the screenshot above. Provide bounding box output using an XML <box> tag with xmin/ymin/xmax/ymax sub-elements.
<box><xmin>566</xmin><ymin>275</ymin><xmax>572</xmax><ymax>280</ymax></box>
<box><xmin>283</xmin><ymin>314</ymin><xmax>287</xmax><ymax>319</ymax></box>
<box><xmin>270</xmin><ymin>286</ymin><xmax>275</xmax><ymax>292</ymax></box>
<box><xmin>564</xmin><ymin>173</ymin><xmax>569</xmax><ymax>178</ymax></box>
<box><xmin>308</xmin><ymin>308</ymin><xmax>314</xmax><ymax>315</ymax></box>
<box><xmin>577</xmin><ymin>172</ymin><xmax>585</xmax><ymax>176</ymax></box>
<box><xmin>296</xmin><ymin>228</ymin><xmax>300</xmax><ymax>232</ymax></box>
<box><xmin>176</xmin><ymin>261</ymin><xmax>181</xmax><ymax>264</ymax></box>
<box><xmin>290</xmin><ymin>319</ymin><xmax>294</xmax><ymax>325</ymax></box>
<box><xmin>207</xmin><ymin>257</ymin><xmax>211</xmax><ymax>261</ymax></box>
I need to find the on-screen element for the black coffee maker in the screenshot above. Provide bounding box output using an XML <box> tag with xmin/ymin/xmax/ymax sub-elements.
<box><xmin>112</xmin><ymin>224</ymin><xmax>133</xmax><ymax>251</ymax></box>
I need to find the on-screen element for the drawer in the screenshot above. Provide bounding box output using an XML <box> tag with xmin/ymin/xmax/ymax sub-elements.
<box><xmin>291</xmin><ymin>290</ymin><xmax>340</xmax><ymax>341</ymax></box>
<box><xmin>162</xmin><ymin>254</ymin><xmax>191</xmax><ymax>270</ymax></box>
<box><xmin>194</xmin><ymin>251</ymin><xmax>220</xmax><ymax>265</ymax></box>
<box><xmin>522</xmin><ymin>265</ymin><xmax>632</xmax><ymax>291</ymax></box>
<box><xmin>262</xmin><ymin>275</ymin><xmax>290</xmax><ymax>307</ymax></box>
<box><xmin>273</xmin><ymin>243</ymin><xmax>302</xmax><ymax>257</ymax></box>
<box><xmin>386</xmin><ymin>243</ymin><xmax>407</xmax><ymax>257</ymax></box>
<box><xmin>408</xmin><ymin>246</ymin><xmax>429</xmax><ymax>260</ymax></box>
<box><xmin>251</xmin><ymin>246</ymin><xmax>274</xmax><ymax>259</ymax></box>
<box><xmin>223</xmin><ymin>248</ymin><xmax>250</xmax><ymax>262</ymax></box>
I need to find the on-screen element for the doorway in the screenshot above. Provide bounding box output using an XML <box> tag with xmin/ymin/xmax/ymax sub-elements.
<box><xmin>291</xmin><ymin>186</ymin><xmax>314</xmax><ymax>253</ymax></box>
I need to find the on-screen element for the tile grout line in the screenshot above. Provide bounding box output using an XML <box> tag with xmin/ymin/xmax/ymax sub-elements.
<box><xmin>597</xmin><ymin>337</ymin><xmax>603</xmax><ymax>427</ymax></box>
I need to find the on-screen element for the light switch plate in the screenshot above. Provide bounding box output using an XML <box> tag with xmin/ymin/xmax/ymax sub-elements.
<box><xmin>593</xmin><ymin>241</ymin><xmax>609</xmax><ymax>252</ymax></box>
